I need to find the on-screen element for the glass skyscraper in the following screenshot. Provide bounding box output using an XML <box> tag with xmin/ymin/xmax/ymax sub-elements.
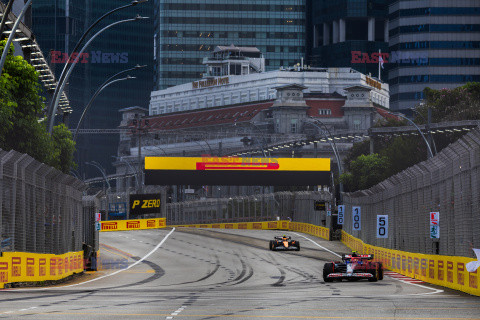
<box><xmin>31</xmin><ymin>1</ymin><xmax>154</xmax><ymax>176</ymax></box>
<box><xmin>309</xmin><ymin>0</ymin><xmax>389</xmax><ymax>77</ymax></box>
<box><xmin>388</xmin><ymin>1</ymin><xmax>480</xmax><ymax>111</ymax></box>
<box><xmin>79</xmin><ymin>1</ymin><xmax>154</xmax><ymax>175</ymax></box>
<box><xmin>32</xmin><ymin>0</ymin><xmax>88</xmax><ymax>124</ymax></box>
<box><xmin>153</xmin><ymin>0</ymin><xmax>306</xmax><ymax>90</ymax></box>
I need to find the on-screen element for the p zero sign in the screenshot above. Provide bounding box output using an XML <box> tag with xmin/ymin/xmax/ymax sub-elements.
<box><xmin>144</xmin><ymin>157</ymin><xmax>330</xmax><ymax>186</ymax></box>
<box><xmin>129</xmin><ymin>193</ymin><xmax>161</xmax><ymax>216</ymax></box>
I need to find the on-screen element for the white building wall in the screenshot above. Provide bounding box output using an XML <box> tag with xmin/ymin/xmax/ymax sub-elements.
<box><xmin>149</xmin><ymin>68</ymin><xmax>390</xmax><ymax>115</ymax></box>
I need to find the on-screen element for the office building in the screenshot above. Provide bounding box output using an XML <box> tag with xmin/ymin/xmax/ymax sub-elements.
<box><xmin>309</xmin><ymin>0</ymin><xmax>390</xmax><ymax>77</ymax></box>
<box><xmin>388</xmin><ymin>1</ymin><xmax>480</xmax><ymax>110</ymax></box>
<box><xmin>153</xmin><ymin>0</ymin><xmax>306</xmax><ymax>90</ymax></box>
<box><xmin>31</xmin><ymin>1</ymin><xmax>154</xmax><ymax>176</ymax></box>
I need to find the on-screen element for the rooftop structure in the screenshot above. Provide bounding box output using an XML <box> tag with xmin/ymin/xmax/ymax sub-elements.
<box><xmin>202</xmin><ymin>45</ymin><xmax>265</xmax><ymax>78</ymax></box>
<box><xmin>149</xmin><ymin>65</ymin><xmax>390</xmax><ymax>116</ymax></box>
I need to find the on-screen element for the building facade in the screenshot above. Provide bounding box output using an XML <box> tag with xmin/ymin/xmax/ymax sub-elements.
<box><xmin>388</xmin><ymin>1</ymin><xmax>480</xmax><ymax>111</ymax></box>
<box><xmin>115</xmin><ymin>49</ymin><xmax>391</xmax><ymax>198</ymax></box>
<box><xmin>149</xmin><ymin>64</ymin><xmax>390</xmax><ymax>115</ymax></box>
<box><xmin>309</xmin><ymin>0</ymin><xmax>390</xmax><ymax>77</ymax></box>
<box><xmin>153</xmin><ymin>0</ymin><xmax>306</xmax><ymax>90</ymax></box>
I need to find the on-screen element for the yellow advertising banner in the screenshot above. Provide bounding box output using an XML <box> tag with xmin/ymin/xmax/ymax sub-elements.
<box><xmin>341</xmin><ymin>231</ymin><xmax>480</xmax><ymax>296</ymax></box>
<box><xmin>100</xmin><ymin>217</ymin><xmax>166</xmax><ymax>232</ymax></box>
<box><xmin>172</xmin><ymin>220</ymin><xmax>290</xmax><ymax>231</ymax></box>
<box><xmin>145</xmin><ymin>156</ymin><xmax>330</xmax><ymax>172</ymax></box>
<box><xmin>0</xmin><ymin>251</ymin><xmax>84</xmax><ymax>289</ymax></box>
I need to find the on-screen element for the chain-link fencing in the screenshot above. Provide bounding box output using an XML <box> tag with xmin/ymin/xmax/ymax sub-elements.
<box><xmin>342</xmin><ymin>127</ymin><xmax>480</xmax><ymax>257</ymax></box>
<box><xmin>165</xmin><ymin>190</ymin><xmax>332</xmax><ymax>226</ymax></box>
<box><xmin>0</xmin><ymin>149</ymin><xmax>85</xmax><ymax>254</ymax></box>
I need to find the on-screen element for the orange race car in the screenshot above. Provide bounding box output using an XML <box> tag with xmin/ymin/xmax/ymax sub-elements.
<box><xmin>269</xmin><ymin>235</ymin><xmax>300</xmax><ymax>251</ymax></box>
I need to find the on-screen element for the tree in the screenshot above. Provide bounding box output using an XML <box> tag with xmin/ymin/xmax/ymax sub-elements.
<box><xmin>343</xmin><ymin>140</ymin><xmax>370</xmax><ymax>172</ymax></box>
<box><xmin>0</xmin><ymin>40</ymin><xmax>76</xmax><ymax>173</ymax></box>
<box><xmin>340</xmin><ymin>154</ymin><xmax>389</xmax><ymax>192</ymax></box>
<box><xmin>417</xmin><ymin>83</ymin><xmax>480</xmax><ymax>123</ymax></box>
<box><xmin>50</xmin><ymin>123</ymin><xmax>77</xmax><ymax>173</ymax></box>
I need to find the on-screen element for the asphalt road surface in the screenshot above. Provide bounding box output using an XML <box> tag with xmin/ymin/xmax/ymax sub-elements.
<box><xmin>1</xmin><ymin>228</ymin><xmax>480</xmax><ymax>320</ymax></box>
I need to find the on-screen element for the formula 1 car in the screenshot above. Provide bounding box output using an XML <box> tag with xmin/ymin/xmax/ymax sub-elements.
<box><xmin>323</xmin><ymin>254</ymin><xmax>383</xmax><ymax>282</ymax></box>
<box><xmin>269</xmin><ymin>235</ymin><xmax>300</xmax><ymax>251</ymax></box>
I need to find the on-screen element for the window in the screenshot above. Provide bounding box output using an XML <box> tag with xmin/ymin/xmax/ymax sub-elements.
<box><xmin>353</xmin><ymin>118</ymin><xmax>362</xmax><ymax>130</ymax></box>
<box><xmin>290</xmin><ymin>119</ymin><xmax>298</xmax><ymax>133</ymax></box>
<box><xmin>319</xmin><ymin>109</ymin><xmax>332</xmax><ymax>116</ymax></box>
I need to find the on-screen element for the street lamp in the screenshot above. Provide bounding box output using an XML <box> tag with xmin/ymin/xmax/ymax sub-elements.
<box><xmin>386</xmin><ymin>111</ymin><xmax>434</xmax><ymax>158</ymax></box>
<box><xmin>131</xmin><ymin>115</ymin><xmax>151</xmax><ymax>193</ymax></box>
<box><xmin>410</xmin><ymin>106</ymin><xmax>438</xmax><ymax>155</ymax></box>
<box><xmin>112</xmin><ymin>156</ymin><xmax>139</xmax><ymax>191</ymax></box>
<box><xmin>73</xmin><ymin>75</ymin><xmax>137</xmax><ymax>142</ymax></box>
<box><xmin>86</xmin><ymin>160</ymin><xmax>112</xmax><ymax>218</ymax></box>
<box><xmin>47</xmin><ymin>0</ymin><xmax>148</xmax><ymax>132</ymax></box>
<box><xmin>47</xmin><ymin>15</ymin><xmax>148</xmax><ymax>133</ymax></box>
<box><xmin>0</xmin><ymin>0</ymin><xmax>33</xmax><ymax>78</ymax></box>
<box><xmin>305</xmin><ymin>118</ymin><xmax>344</xmax><ymax>199</ymax></box>
<box><xmin>85</xmin><ymin>161</ymin><xmax>111</xmax><ymax>189</ymax></box>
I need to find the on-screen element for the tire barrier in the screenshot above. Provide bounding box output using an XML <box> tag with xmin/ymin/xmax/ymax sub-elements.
<box><xmin>0</xmin><ymin>251</ymin><xmax>84</xmax><ymax>289</ymax></box>
<box><xmin>342</xmin><ymin>231</ymin><xmax>480</xmax><ymax>296</ymax></box>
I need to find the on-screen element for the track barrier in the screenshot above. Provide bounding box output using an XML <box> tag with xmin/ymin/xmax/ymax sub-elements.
<box><xmin>100</xmin><ymin>218</ymin><xmax>166</xmax><ymax>232</ymax></box>
<box><xmin>342</xmin><ymin>231</ymin><xmax>480</xmax><ymax>296</ymax></box>
<box><xmin>0</xmin><ymin>251</ymin><xmax>84</xmax><ymax>289</ymax></box>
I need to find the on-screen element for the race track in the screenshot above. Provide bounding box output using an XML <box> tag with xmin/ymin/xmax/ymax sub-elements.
<box><xmin>1</xmin><ymin>228</ymin><xmax>479</xmax><ymax>320</ymax></box>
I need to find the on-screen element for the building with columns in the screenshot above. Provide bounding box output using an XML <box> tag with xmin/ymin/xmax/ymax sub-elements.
<box><xmin>114</xmin><ymin>47</ymin><xmax>392</xmax><ymax>199</ymax></box>
<box><xmin>308</xmin><ymin>0</ymin><xmax>389</xmax><ymax>78</ymax></box>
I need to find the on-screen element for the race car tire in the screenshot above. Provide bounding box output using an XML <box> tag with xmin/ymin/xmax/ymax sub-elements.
<box><xmin>296</xmin><ymin>241</ymin><xmax>300</xmax><ymax>251</ymax></box>
<box><xmin>378</xmin><ymin>263</ymin><xmax>384</xmax><ymax>280</ymax></box>
<box><xmin>368</xmin><ymin>268</ymin><xmax>378</xmax><ymax>282</ymax></box>
<box><xmin>323</xmin><ymin>262</ymin><xmax>334</xmax><ymax>282</ymax></box>
<box><xmin>269</xmin><ymin>240</ymin><xmax>275</xmax><ymax>251</ymax></box>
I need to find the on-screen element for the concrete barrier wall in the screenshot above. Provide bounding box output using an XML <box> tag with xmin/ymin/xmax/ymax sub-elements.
<box><xmin>0</xmin><ymin>251</ymin><xmax>84</xmax><ymax>289</ymax></box>
<box><xmin>342</xmin><ymin>230</ymin><xmax>480</xmax><ymax>296</ymax></box>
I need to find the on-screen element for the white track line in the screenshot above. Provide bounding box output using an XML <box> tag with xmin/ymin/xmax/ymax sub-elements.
<box><xmin>292</xmin><ymin>233</ymin><xmax>443</xmax><ymax>295</ymax></box>
<box><xmin>6</xmin><ymin>228</ymin><xmax>175</xmax><ymax>291</ymax></box>
<box><xmin>291</xmin><ymin>232</ymin><xmax>342</xmax><ymax>258</ymax></box>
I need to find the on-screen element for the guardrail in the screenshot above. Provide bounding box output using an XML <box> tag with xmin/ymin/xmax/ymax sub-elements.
<box><xmin>342</xmin><ymin>231</ymin><xmax>479</xmax><ymax>296</ymax></box>
<box><xmin>0</xmin><ymin>251</ymin><xmax>84</xmax><ymax>289</ymax></box>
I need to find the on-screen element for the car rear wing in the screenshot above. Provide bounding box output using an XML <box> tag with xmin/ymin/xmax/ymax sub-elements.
<box><xmin>342</xmin><ymin>254</ymin><xmax>374</xmax><ymax>260</ymax></box>
<box><xmin>274</xmin><ymin>236</ymin><xmax>291</xmax><ymax>240</ymax></box>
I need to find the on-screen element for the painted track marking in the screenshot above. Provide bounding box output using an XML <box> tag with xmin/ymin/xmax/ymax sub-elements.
<box><xmin>6</xmin><ymin>228</ymin><xmax>175</xmax><ymax>291</ymax></box>
<box><xmin>166</xmin><ymin>306</ymin><xmax>187</xmax><ymax>320</ymax></box>
<box><xmin>291</xmin><ymin>232</ymin><xmax>342</xmax><ymax>258</ymax></box>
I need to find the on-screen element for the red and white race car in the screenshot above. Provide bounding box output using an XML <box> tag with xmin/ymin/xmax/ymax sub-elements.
<box><xmin>323</xmin><ymin>253</ymin><xmax>383</xmax><ymax>282</ymax></box>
